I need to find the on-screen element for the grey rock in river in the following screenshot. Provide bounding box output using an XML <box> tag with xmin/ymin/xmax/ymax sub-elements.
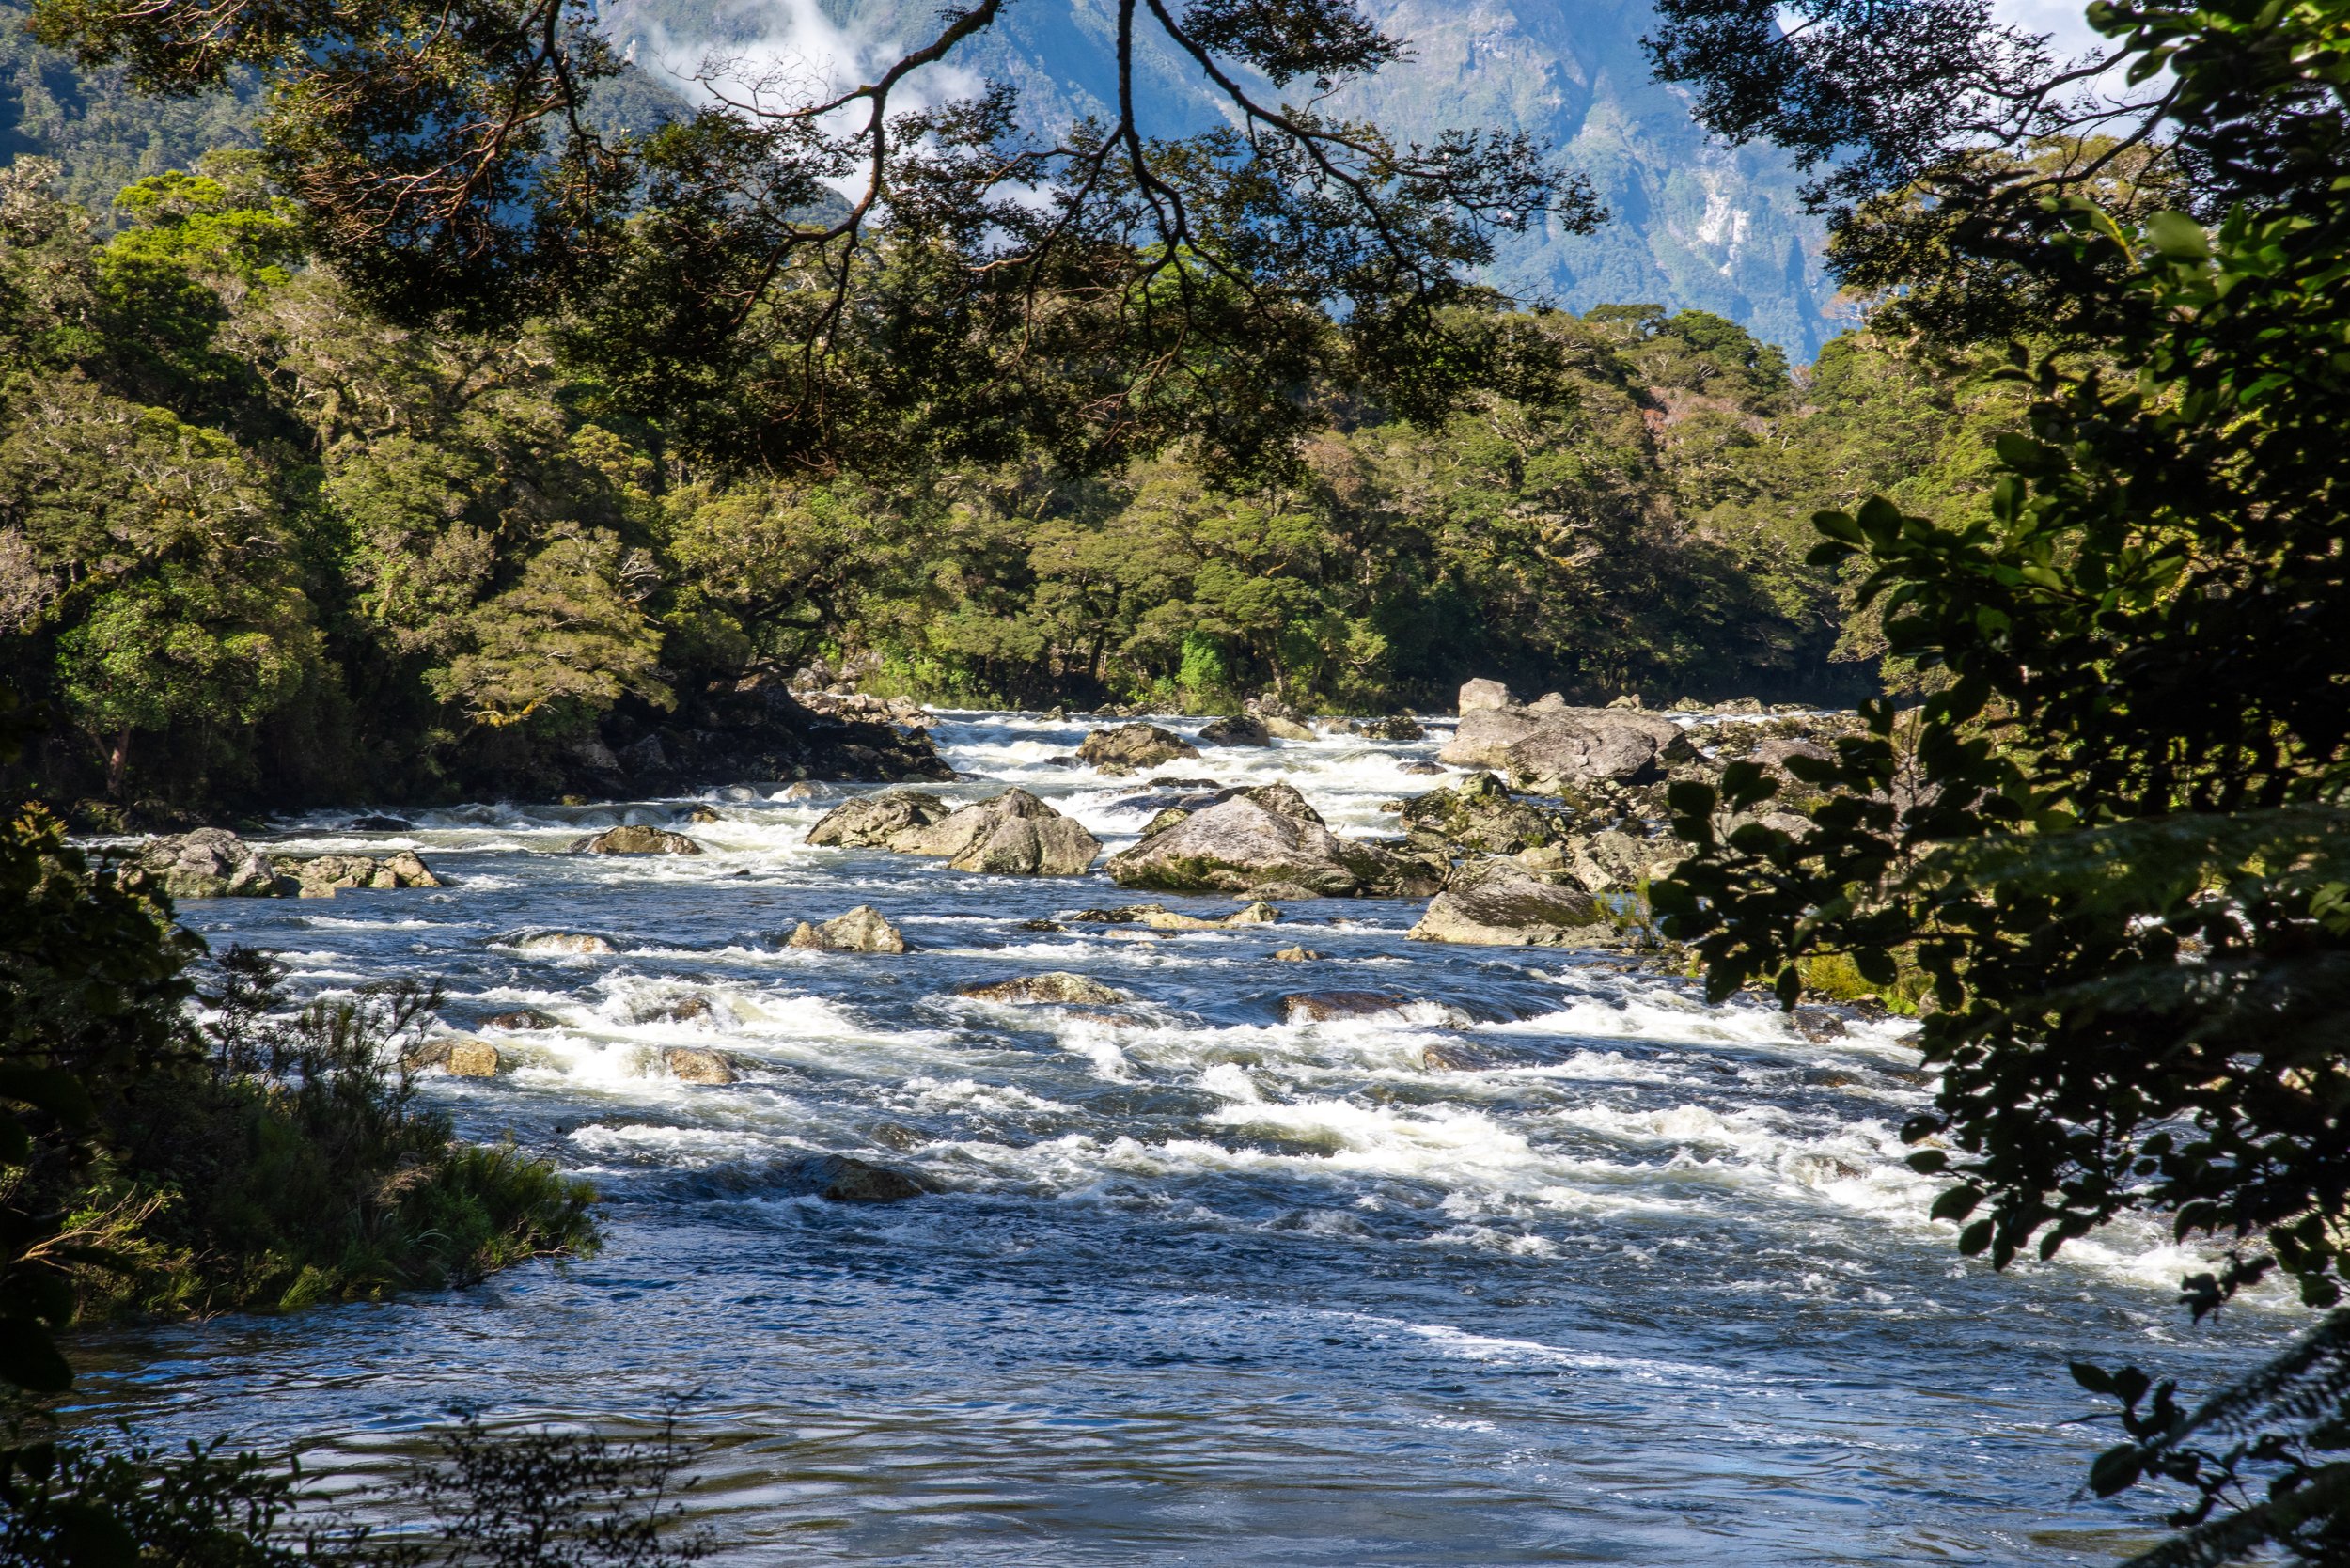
<box><xmin>806</xmin><ymin>789</ymin><xmax>952</xmax><ymax>848</ymax></box>
<box><xmin>569</xmin><ymin>824</ymin><xmax>704</xmax><ymax>855</ymax></box>
<box><xmin>886</xmin><ymin>788</ymin><xmax>1100</xmax><ymax>875</ymax></box>
<box><xmin>1104</xmin><ymin>784</ymin><xmax>1403</xmax><ymax>897</ymax></box>
<box><xmin>787</xmin><ymin>905</ymin><xmax>908</xmax><ymax>954</ymax></box>
<box><xmin>1078</xmin><ymin>722</ymin><xmax>1201</xmax><ymax>775</ymax></box>
<box><xmin>1407</xmin><ymin>857</ymin><xmax>1618</xmax><ymax>948</ymax></box>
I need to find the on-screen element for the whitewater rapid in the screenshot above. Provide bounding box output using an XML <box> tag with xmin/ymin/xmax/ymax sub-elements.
<box><xmin>70</xmin><ymin>711</ymin><xmax>2265</xmax><ymax>1564</ymax></box>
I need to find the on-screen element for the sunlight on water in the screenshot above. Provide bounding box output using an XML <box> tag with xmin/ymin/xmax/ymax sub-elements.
<box><xmin>70</xmin><ymin>711</ymin><xmax>2271</xmax><ymax>1565</ymax></box>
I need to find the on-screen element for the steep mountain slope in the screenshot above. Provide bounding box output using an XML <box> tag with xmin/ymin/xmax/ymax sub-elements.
<box><xmin>0</xmin><ymin>0</ymin><xmax>1839</xmax><ymax>352</ymax></box>
<box><xmin>604</xmin><ymin>0</ymin><xmax>1841</xmax><ymax>354</ymax></box>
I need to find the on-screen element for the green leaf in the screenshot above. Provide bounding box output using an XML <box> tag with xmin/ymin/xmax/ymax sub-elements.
<box><xmin>1930</xmin><ymin>1184</ymin><xmax>1983</xmax><ymax>1222</ymax></box>
<box><xmin>2087</xmin><ymin>1443</ymin><xmax>2143</xmax><ymax>1497</ymax></box>
<box><xmin>2143</xmin><ymin>210</ymin><xmax>2210</xmax><ymax>260</ymax></box>
<box><xmin>2069</xmin><ymin>1360</ymin><xmax>2114</xmax><ymax>1394</ymax></box>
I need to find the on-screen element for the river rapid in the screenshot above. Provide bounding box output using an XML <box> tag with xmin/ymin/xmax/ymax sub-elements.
<box><xmin>70</xmin><ymin>711</ymin><xmax>2265</xmax><ymax>1564</ymax></box>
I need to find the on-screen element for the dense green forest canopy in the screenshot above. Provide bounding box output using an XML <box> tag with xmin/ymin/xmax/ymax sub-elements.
<box><xmin>0</xmin><ymin>138</ymin><xmax>2023</xmax><ymax>815</ymax></box>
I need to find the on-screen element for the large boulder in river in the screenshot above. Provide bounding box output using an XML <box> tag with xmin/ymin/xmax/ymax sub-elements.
<box><xmin>1398</xmin><ymin>773</ymin><xmax>1570</xmax><ymax>855</ymax></box>
<box><xmin>1078</xmin><ymin>723</ymin><xmax>1200</xmax><ymax>775</ymax></box>
<box><xmin>133</xmin><ymin>829</ymin><xmax>285</xmax><ymax>899</ymax></box>
<box><xmin>1439</xmin><ymin>700</ymin><xmax>1688</xmax><ymax>791</ymax></box>
<box><xmin>1105</xmin><ymin>784</ymin><xmax>1399</xmax><ymax>897</ymax></box>
<box><xmin>1458</xmin><ymin>678</ymin><xmax>1515</xmax><ymax>713</ymax></box>
<box><xmin>1198</xmin><ymin>713</ymin><xmax>1271</xmax><ymax>746</ymax></box>
<box><xmin>787</xmin><ymin>905</ymin><xmax>907</xmax><ymax>953</ymax></box>
<box><xmin>806</xmin><ymin>790</ymin><xmax>952</xmax><ymax>848</ymax></box>
<box><xmin>270</xmin><ymin>849</ymin><xmax>443</xmax><ymax>898</ymax></box>
<box><xmin>886</xmin><ymin>789</ymin><xmax>1100</xmax><ymax>875</ymax></box>
<box><xmin>1406</xmin><ymin>857</ymin><xmax>1618</xmax><ymax>948</ymax></box>
<box><xmin>569</xmin><ymin>824</ymin><xmax>703</xmax><ymax>855</ymax></box>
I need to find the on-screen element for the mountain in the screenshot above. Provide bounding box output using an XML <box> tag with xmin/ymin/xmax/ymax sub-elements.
<box><xmin>603</xmin><ymin>0</ymin><xmax>1842</xmax><ymax>355</ymax></box>
<box><xmin>0</xmin><ymin>0</ymin><xmax>1841</xmax><ymax>353</ymax></box>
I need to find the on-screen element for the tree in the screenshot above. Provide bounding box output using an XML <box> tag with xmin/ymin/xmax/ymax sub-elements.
<box><xmin>1647</xmin><ymin>0</ymin><xmax>2350</xmax><ymax>1556</ymax></box>
<box><xmin>28</xmin><ymin>0</ymin><xmax>1596</xmax><ymax>475</ymax></box>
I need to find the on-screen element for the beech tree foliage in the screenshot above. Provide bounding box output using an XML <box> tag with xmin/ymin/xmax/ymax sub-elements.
<box><xmin>28</xmin><ymin>0</ymin><xmax>1596</xmax><ymax>474</ymax></box>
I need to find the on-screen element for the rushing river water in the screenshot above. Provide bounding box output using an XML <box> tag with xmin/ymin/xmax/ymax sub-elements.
<box><xmin>70</xmin><ymin>711</ymin><xmax>2274</xmax><ymax>1564</ymax></box>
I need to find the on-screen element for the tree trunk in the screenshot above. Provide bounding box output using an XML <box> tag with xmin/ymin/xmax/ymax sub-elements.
<box><xmin>106</xmin><ymin>726</ymin><xmax>132</xmax><ymax>798</ymax></box>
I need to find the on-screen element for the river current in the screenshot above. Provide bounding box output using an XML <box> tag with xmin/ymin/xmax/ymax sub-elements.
<box><xmin>71</xmin><ymin>711</ymin><xmax>2268</xmax><ymax>1564</ymax></box>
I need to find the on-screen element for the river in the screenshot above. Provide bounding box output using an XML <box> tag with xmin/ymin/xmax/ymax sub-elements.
<box><xmin>70</xmin><ymin>710</ymin><xmax>2262</xmax><ymax>1564</ymax></box>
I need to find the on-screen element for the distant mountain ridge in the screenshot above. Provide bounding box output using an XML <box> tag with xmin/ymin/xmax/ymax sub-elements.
<box><xmin>0</xmin><ymin>0</ymin><xmax>1841</xmax><ymax>353</ymax></box>
<box><xmin>604</xmin><ymin>0</ymin><xmax>1841</xmax><ymax>355</ymax></box>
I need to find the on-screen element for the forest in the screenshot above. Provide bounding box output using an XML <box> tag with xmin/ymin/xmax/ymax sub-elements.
<box><xmin>0</xmin><ymin>145</ymin><xmax>2019</xmax><ymax>815</ymax></box>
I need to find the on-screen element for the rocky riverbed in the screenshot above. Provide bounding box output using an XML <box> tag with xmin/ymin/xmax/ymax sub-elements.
<box><xmin>68</xmin><ymin>699</ymin><xmax>2272</xmax><ymax>1565</ymax></box>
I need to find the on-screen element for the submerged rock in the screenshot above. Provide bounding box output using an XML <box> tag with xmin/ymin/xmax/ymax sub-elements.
<box><xmin>1138</xmin><ymin>901</ymin><xmax>1281</xmax><ymax>931</ymax></box>
<box><xmin>806</xmin><ymin>789</ymin><xmax>952</xmax><ymax>848</ymax></box>
<box><xmin>505</xmin><ymin>929</ymin><xmax>618</xmax><ymax>955</ymax></box>
<box><xmin>787</xmin><ymin>905</ymin><xmax>907</xmax><ymax>953</ymax></box>
<box><xmin>1104</xmin><ymin>784</ymin><xmax>1402</xmax><ymax>897</ymax></box>
<box><xmin>1079</xmin><ymin>723</ymin><xmax>1201</xmax><ymax>775</ymax></box>
<box><xmin>662</xmin><ymin>1045</ymin><xmax>737</xmax><ymax>1085</ymax></box>
<box><xmin>960</xmin><ymin>971</ymin><xmax>1127</xmax><ymax>1005</ymax></box>
<box><xmin>1198</xmin><ymin>713</ymin><xmax>1271</xmax><ymax>746</ymax></box>
<box><xmin>487</xmin><ymin>1009</ymin><xmax>560</xmax><ymax>1030</ymax></box>
<box><xmin>1282</xmin><ymin>991</ymin><xmax>1402</xmax><ymax>1022</ymax></box>
<box><xmin>345</xmin><ymin>814</ymin><xmax>413</xmax><ymax>831</ymax></box>
<box><xmin>569</xmin><ymin>824</ymin><xmax>704</xmax><ymax>855</ymax></box>
<box><xmin>789</xmin><ymin>1154</ymin><xmax>927</xmax><ymax>1204</ymax></box>
<box><xmin>1407</xmin><ymin>858</ymin><xmax>1617</xmax><ymax>948</ymax></box>
<box><xmin>886</xmin><ymin>789</ymin><xmax>1100</xmax><ymax>875</ymax></box>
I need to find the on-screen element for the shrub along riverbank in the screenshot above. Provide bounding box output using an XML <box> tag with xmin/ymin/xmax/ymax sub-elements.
<box><xmin>2</xmin><ymin>771</ymin><xmax>596</xmax><ymax>1359</ymax></box>
<box><xmin>0</xmin><ymin>152</ymin><xmax>2028</xmax><ymax>821</ymax></box>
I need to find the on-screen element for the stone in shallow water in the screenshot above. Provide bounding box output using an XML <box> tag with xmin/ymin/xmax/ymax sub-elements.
<box><xmin>487</xmin><ymin>1009</ymin><xmax>560</xmax><ymax>1030</ymax></box>
<box><xmin>786</xmin><ymin>905</ymin><xmax>906</xmax><ymax>953</ymax></box>
<box><xmin>445</xmin><ymin>1039</ymin><xmax>503</xmax><ymax>1077</ymax></box>
<box><xmin>569</xmin><ymin>824</ymin><xmax>703</xmax><ymax>855</ymax></box>
<box><xmin>662</xmin><ymin>1045</ymin><xmax>737</xmax><ymax>1085</ymax></box>
<box><xmin>886</xmin><ymin>789</ymin><xmax>1099</xmax><ymax>875</ymax></box>
<box><xmin>1407</xmin><ymin>858</ymin><xmax>1616</xmax><ymax>948</ymax></box>
<box><xmin>1078</xmin><ymin>722</ymin><xmax>1200</xmax><ymax>773</ymax></box>
<box><xmin>1282</xmin><ymin>991</ymin><xmax>1404</xmax><ymax>1023</ymax></box>
<box><xmin>1269</xmin><ymin>946</ymin><xmax>1323</xmax><ymax>962</ymax></box>
<box><xmin>806</xmin><ymin>789</ymin><xmax>950</xmax><ymax>847</ymax></box>
<box><xmin>788</xmin><ymin>1154</ymin><xmax>927</xmax><ymax>1204</ymax></box>
<box><xmin>506</xmin><ymin>930</ymin><xmax>618</xmax><ymax>955</ymax></box>
<box><xmin>959</xmin><ymin>971</ymin><xmax>1126</xmax><ymax>1005</ymax></box>
<box><xmin>1199</xmin><ymin>713</ymin><xmax>1271</xmax><ymax>746</ymax></box>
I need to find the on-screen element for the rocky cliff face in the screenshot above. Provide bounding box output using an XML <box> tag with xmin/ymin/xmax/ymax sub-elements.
<box><xmin>601</xmin><ymin>0</ymin><xmax>1839</xmax><ymax>355</ymax></box>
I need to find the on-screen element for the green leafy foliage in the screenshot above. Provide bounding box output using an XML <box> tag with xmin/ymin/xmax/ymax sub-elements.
<box><xmin>1648</xmin><ymin>0</ymin><xmax>2350</xmax><ymax>1554</ymax></box>
<box><xmin>4</xmin><ymin>149</ymin><xmax>2034</xmax><ymax>808</ymax></box>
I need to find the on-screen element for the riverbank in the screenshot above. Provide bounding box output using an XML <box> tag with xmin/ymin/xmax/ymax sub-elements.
<box><xmin>52</xmin><ymin>705</ymin><xmax>2278</xmax><ymax>1564</ymax></box>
